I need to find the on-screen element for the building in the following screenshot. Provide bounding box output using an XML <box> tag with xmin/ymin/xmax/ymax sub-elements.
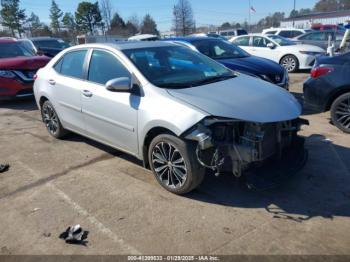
<box><xmin>160</xmin><ymin>31</ymin><xmax>176</xmax><ymax>38</ymax></box>
<box><xmin>281</xmin><ymin>10</ymin><xmax>350</xmax><ymax>29</ymax></box>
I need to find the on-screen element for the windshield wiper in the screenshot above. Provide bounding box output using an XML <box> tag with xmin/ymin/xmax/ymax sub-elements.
<box><xmin>191</xmin><ymin>75</ymin><xmax>236</xmax><ymax>87</ymax></box>
<box><xmin>156</xmin><ymin>83</ymin><xmax>192</xmax><ymax>88</ymax></box>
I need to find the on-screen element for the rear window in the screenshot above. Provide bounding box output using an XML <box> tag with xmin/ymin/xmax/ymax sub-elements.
<box><xmin>33</xmin><ymin>39</ymin><xmax>70</xmax><ymax>49</ymax></box>
<box><xmin>265</xmin><ymin>30</ymin><xmax>277</xmax><ymax>35</ymax></box>
<box><xmin>59</xmin><ymin>50</ymin><xmax>87</xmax><ymax>79</ymax></box>
<box><xmin>237</xmin><ymin>29</ymin><xmax>248</xmax><ymax>36</ymax></box>
<box><xmin>293</xmin><ymin>31</ymin><xmax>303</xmax><ymax>37</ymax></box>
<box><xmin>278</xmin><ymin>31</ymin><xmax>294</xmax><ymax>38</ymax></box>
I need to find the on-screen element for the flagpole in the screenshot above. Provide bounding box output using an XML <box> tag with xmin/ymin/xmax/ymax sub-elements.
<box><xmin>248</xmin><ymin>0</ymin><xmax>251</xmax><ymax>32</ymax></box>
<box><xmin>293</xmin><ymin>0</ymin><xmax>296</xmax><ymax>27</ymax></box>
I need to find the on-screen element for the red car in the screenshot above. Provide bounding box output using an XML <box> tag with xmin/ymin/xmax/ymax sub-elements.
<box><xmin>0</xmin><ymin>38</ymin><xmax>51</xmax><ymax>100</ymax></box>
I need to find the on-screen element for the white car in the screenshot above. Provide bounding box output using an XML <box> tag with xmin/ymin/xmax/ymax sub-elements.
<box><xmin>262</xmin><ymin>28</ymin><xmax>310</xmax><ymax>38</ymax></box>
<box><xmin>230</xmin><ymin>34</ymin><xmax>325</xmax><ymax>72</ymax></box>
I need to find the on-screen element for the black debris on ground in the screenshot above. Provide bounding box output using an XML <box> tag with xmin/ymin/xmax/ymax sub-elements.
<box><xmin>59</xmin><ymin>225</ymin><xmax>89</xmax><ymax>246</ymax></box>
<box><xmin>0</xmin><ymin>164</ymin><xmax>9</xmax><ymax>173</ymax></box>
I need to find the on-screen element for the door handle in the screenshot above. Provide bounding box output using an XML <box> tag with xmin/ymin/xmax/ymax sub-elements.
<box><xmin>82</xmin><ymin>90</ymin><xmax>93</xmax><ymax>98</ymax></box>
<box><xmin>48</xmin><ymin>79</ymin><xmax>56</xmax><ymax>85</ymax></box>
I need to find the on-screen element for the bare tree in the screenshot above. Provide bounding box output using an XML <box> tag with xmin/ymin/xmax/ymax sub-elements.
<box><xmin>100</xmin><ymin>0</ymin><xmax>112</xmax><ymax>30</ymax></box>
<box><xmin>173</xmin><ymin>0</ymin><xmax>195</xmax><ymax>36</ymax></box>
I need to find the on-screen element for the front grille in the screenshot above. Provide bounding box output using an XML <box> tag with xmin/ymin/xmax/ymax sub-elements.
<box><xmin>13</xmin><ymin>70</ymin><xmax>37</xmax><ymax>82</ymax></box>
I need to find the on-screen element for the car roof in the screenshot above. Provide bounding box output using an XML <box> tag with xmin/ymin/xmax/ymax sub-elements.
<box><xmin>29</xmin><ymin>37</ymin><xmax>59</xmax><ymax>41</ymax></box>
<box><xmin>68</xmin><ymin>41</ymin><xmax>176</xmax><ymax>51</ymax></box>
<box><xmin>0</xmin><ymin>38</ymin><xmax>17</xmax><ymax>43</ymax></box>
<box><xmin>163</xmin><ymin>36</ymin><xmax>220</xmax><ymax>43</ymax></box>
<box><xmin>263</xmin><ymin>28</ymin><xmax>304</xmax><ymax>31</ymax></box>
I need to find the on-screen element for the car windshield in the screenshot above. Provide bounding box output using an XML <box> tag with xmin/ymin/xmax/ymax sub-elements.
<box><xmin>268</xmin><ymin>35</ymin><xmax>296</xmax><ymax>46</ymax></box>
<box><xmin>0</xmin><ymin>42</ymin><xmax>36</xmax><ymax>58</ymax></box>
<box><xmin>123</xmin><ymin>45</ymin><xmax>235</xmax><ymax>88</ymax></box>
<box><xmin>191</xmin><ymin>39</ymin><xmax>250</xmax><ymax>59</ymax></box>
<box><xmin>32</xmin><ymin>39</ymin><xmax>70</xmax><ymax>49</ymax></box>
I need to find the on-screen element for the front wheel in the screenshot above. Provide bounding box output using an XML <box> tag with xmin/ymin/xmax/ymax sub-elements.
<box><xmin>280</xmin><ymin>55</ymin><xmax>299</xmax><ymax>73</ymax></box>
<box><xmin>148</xmin><ymin>134</ymin><xmax>205</xmax><ymax>195</ymax></box>
<box><xmin>331</xmin><ymin>93</ymin><xmax>350</xmax><ymax>134</ymax></box>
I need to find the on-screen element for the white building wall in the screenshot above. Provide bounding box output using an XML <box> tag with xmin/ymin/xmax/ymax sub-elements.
<box><xmin>281</xmin><ymin>15</ymin><xmax>350</xmax><ymax>29</ymax></box>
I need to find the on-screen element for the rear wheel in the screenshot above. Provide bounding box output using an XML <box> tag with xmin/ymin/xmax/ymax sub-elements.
<box><xmin>41</xmin><ymin>100</ymin><xmax>68</xmax><ymax>138</ymax></box>
<box><xmin>148</xmin><ymin>134</ymin><xmax>205</xmax><ymax>195</ymax></box>
<box><xmin>280</xmin><ymin>55</ymin><xmax>299</xmax><ymax>73</ymax></box>
<box><xmin>331</xmin><ymin>92</ymin><xmax>350</xmax><ymax>134</ymax></box>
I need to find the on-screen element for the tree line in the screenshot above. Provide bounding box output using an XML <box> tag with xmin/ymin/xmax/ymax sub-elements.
<box><xmin>1</xmin><ymin>0</ymin><xmax>349</xmax><ymax>41</ymax></box>
<box><xmin>0</xmin><ymin>0</ymin><xmax>160</xmax><ymax>41</ymax></box>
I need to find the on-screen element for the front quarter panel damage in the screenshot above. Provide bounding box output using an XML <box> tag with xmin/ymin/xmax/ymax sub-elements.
<box><xmin>184</xmin><ymin>117</ymin><xmax>309</xmax><ymax>179</ymax></box>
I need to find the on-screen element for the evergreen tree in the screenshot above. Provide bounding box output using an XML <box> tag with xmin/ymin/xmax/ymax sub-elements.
<box><xmin>0</xmin><ymin>0</ymin><xmax>26</xmax><ymax>37</ymax></box>
<box><xmin>50</xmin><ymin>0</ymin><xmax>63</xmax><ymax>33</ymax></box>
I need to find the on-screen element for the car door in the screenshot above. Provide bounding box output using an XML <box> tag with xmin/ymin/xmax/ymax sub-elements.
<box><xmin>251</xmin><ymin>36</ymin><xmax>280</xmax><ymax>62</ymax></box>
<box><xmin>51</xmin><ymin>49</ymin><xmax>88</xmax><ymax>133</ymax></box>
<box><xmin>81</xmin><ymin>49</ymin><xmax>138</xmax><ymax>154</ymax></box>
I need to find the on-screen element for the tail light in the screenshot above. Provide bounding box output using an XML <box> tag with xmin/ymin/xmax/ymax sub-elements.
<box><xmin>33</xmin><ymin>74</ymin><xmax>38</xmax><ymax>80</ymax></box>
<box><xmin>310</xmin><ymin>67</ymin><xmax>334</xmax><ymax>78</ymax></box>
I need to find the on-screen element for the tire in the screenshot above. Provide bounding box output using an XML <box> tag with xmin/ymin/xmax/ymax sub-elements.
<box><xmin>331</xmin><ymin>92</ymin><xmax>350</xmax><ymax>134</ymax></box>
<box><xmin>280</xmin><ymin>55</ymin><xmax>299</xmax><ymax>73</ymax></box>
<box><xmin>41</xmin><ymin>100</ymin><xmax>68</xmax><ymax>139</ymax></box>
<box><xmin>148</xmin><ymin>134</ymin><xmax>205</xmax><ymax>195</ymax></box>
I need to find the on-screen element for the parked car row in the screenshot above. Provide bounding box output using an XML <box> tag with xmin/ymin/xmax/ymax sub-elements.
<box><xmin>1</xmin><ymin>29</ymin><xmax>348</xmax><ymax>195</ymax></box>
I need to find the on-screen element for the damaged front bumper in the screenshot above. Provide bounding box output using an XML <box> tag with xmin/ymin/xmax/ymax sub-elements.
<box><xmin>184</xmin><ymin>117</ymin><xmax>308</xmax><ymax>187</ymax></box>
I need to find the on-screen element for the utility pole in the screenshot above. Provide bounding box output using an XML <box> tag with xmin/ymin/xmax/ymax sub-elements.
<box><xmin>293</xmin><ymin>0</ymin><xmax>296</xmax><ymax>27</ymax></box>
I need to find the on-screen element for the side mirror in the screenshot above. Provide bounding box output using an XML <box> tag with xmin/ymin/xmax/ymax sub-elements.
<box><xmin>267</xmin><ymin>43</ymin><xmax>275</xmax><ymax>49</ymax></box>
<box><xmin>106</xmin><ymin>77</ymin><xmax>132</xmax><ymax>92</ymax></box>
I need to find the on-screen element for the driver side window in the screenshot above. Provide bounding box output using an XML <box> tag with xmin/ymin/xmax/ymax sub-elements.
<box><xmin>253</xmin><ymin>36</ymin><xmax>272</xmax><ymax>47</ymax></box>
<box><xmin>88</xmin><ymin>50</ymin><xmax>130</xmax><ymax>85</ymax></box>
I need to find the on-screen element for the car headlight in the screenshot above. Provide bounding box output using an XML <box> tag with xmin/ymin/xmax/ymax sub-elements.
<box><xmin>299</xmin><ymin>51</ymin><xmax>325</xmax><ymax>56</ymax></box>
<box><xmin>0</xmin><ymin>70</ymin><xmax>16</xmax><ymax>79</ymax></box>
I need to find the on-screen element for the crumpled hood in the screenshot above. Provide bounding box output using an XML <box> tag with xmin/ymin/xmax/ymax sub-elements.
<box><xmin>218</xmin><ymin>55</ymin><xmax>284</xmax><ymax>76</ymax></box>
<box><xmin>167</xmin><ymin>74</ymin><xmax>301</xmax><ymax>123</ymax></box>
<box><xmin>0</xmin><ymin>56</ymin><xmax>51</xmax><ymax>70</ymax></box>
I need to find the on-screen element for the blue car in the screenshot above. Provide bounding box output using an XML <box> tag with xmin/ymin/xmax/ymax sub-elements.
<box><xmin>163</xmin><ymin>37</ymin><xmax>289</xmax><ymax>90</ymax></box>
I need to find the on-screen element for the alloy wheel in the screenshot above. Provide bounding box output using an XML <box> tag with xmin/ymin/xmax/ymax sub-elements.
<box><xmin>151</xmin><ymin>142</ymin><xmax>187</xmax><ymax>189</ymax></box>
<box><xmin>42</xmin><ymin>103</ymin><xmax>59</xmax><ymax>135</ymax></box>
<box><xmin>281</xmin><ymin>56</ymin><xmax>296</xmax><ymax>72</ymax></box>
<box><xmin>334</xmin><ymin>96</ymin><xmax>350</xmax><ymax>130</ymax></box>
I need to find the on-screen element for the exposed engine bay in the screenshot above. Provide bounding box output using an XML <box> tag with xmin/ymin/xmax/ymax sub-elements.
<box><xmin>184</xmin><ymin>117</ymin><xmax>309</xmax><ymax>178</ymax></box>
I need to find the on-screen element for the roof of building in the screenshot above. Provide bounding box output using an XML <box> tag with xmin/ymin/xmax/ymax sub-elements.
<box><xmin>283</xmin><ymin>10</ymin><xmax>350</xmax><ymax>22</ymax></box>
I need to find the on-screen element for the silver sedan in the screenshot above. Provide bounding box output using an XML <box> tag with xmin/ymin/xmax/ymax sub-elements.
<box><xmin>34</xmin><ymin>41</ymin><xmax>307</xmax><ymax>194</ymax></box>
